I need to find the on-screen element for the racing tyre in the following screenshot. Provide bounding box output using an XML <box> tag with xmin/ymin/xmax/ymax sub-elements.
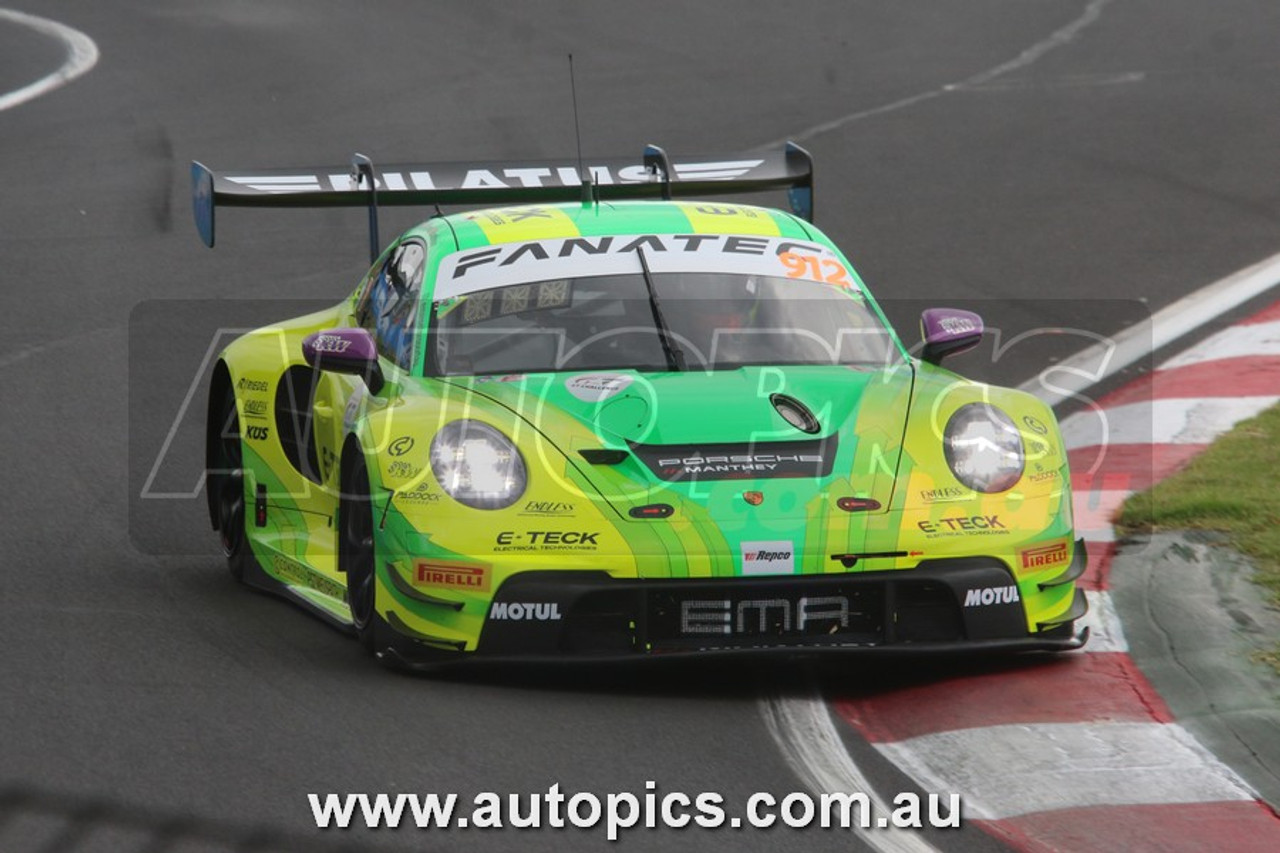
<box><xmin>338</xmin><ymin>454</ymin><xmax>388</xmax><ymax>653</ymax></box>
<box><xmin>212</xmin><ymin>384</ymin><xmax>253</xmax><ymax>582</ymax></box>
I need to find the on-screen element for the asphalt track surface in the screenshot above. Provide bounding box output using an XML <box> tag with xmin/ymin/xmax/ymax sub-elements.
<box><xmin>4</xmin><ymin>1</ymin><xmax>1280</xmax><ymax>850</ymax></box>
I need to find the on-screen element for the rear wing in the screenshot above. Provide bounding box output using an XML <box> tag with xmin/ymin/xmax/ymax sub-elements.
<box><xmin>191</xmin><ymin>142</ymin><xmax>814</xmax><ymax>261</ymax></box>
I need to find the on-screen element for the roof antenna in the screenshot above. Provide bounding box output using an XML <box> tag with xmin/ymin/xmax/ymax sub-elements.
<box><xmin>568</xmin><ymin>53</ymin><xmax>594</xmax><ymax>206</ymax></box>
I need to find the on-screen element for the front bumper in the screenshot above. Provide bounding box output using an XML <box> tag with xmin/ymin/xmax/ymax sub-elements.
<box><xmin>381</xmin><ymin>551</ymin><xmax>1089</xmax><ymax>668</ymax></box>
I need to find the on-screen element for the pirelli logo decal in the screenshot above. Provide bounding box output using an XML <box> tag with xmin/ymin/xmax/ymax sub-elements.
<box><xmin>1019</xmin><ymin>540</ymin><xmax>1070</xmax><ymax>570</ymax></box>
<box><xmin>414</xmin><ymin>562</ymin><xmax>490</xmax><ymax>593</ymax></box>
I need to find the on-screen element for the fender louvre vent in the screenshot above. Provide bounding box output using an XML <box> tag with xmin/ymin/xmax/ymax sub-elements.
<box><xmin>274</xmin><ymin>365</ymin><xmax>321</xmax><ymax>483</ymax></box>
<box><xmin>579</xmin><ymin>449</ymin><xmax>629</xmax><ymax>465</ymax></box>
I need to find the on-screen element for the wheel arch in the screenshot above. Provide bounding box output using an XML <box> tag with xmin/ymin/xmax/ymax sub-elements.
<box><xmin>206</xmin><ymin>359</ymin><xmax>234</xmax><ymax>531</ymax></box>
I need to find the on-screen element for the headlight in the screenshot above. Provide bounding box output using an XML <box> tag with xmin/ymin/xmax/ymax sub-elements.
<box><xmin>429</xmin><ymin>420</ymin><xmax>527</xmax><ymax>509</ymax></box>
<box><xmin>943</xmin><ymin>403</ymin><xmax>1024</xmax><ymax>493</ymax></box>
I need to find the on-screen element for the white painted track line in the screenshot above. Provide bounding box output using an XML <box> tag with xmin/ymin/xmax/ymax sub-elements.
<box><xmin>1072</xmin><ymin>590</ymin><xmax>1127</xmax><ymax>654</ymax></box>
<box><xmin>1161</xmin><ymin>319</ymin><xmax>1280</xmax><ymax>367</ymax></box>
<box><xmin>760</xmin><ymin>689</ymin><xmax>939</xmax><ymax>853</ymax></box>
<box><xmin>0</xmin><ymin>9</ymin><xmax>99</xmax><ymax>112</ymax></box>
<box><xmin>1019</xmin><ymin>251</ymin><xmax>1280</xmax><ymax>408</ymax></box>
<box><xmin>876</xmin><ymin>721</ymin><xmax>1258</xmax><ymax>821</ymax></box>
<box><xmin>763</xmin><ymin>0</ymin><xmax>1115</xmax><ymax>149</ymax></box>
<box><xmin>1059</xmin><ymin>396</ymin><xmax>1280</xmax><ymax>448</ymax></box>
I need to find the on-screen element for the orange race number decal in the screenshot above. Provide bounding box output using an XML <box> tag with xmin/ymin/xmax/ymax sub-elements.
<box><xmin>779</xmin><ymin>252</ymin><xmax>852</xmax><ymax>287</ymax></box>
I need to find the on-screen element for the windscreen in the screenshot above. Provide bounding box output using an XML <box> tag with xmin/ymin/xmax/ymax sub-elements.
<box><xmin>428</xmin><ymin>271</ymin><xmax>900</xmax><ymax>376</ymax></box>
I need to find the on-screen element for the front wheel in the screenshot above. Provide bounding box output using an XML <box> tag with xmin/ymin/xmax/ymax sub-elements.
<box><xmin>211</xmin><ymin>383</ymin><xmax>253</xmax><ymax>582</ymax></box>
<box><xmin>338</xmin><ymin>453</ymin><xmax>388</xmax><ymax>653</ymax></box>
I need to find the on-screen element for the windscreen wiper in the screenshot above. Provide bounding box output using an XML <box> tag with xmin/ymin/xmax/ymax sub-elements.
<box><xmin>636</xmin><ymin>247</ymin><xmax>686</xmax><ymax>371</ymax></box>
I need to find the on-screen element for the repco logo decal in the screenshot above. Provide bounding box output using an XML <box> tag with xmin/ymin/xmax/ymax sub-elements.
<box><xmin>1020</xmin><ymin>541</ymin><xmax>1069</xmax><ymax>570</ymax></box>
<box><xmin>963</xmin><ymin>586</ymin><xmax>1021</xmax><ymax>607</ymax></box>
<box><xmin>740</xmin><ymin>540</ymin><xmax>795</xmax><ymax>575</ymax></box>
<box><xmin>244</xmin><ymin>425</ymin><xmax>270</xmax><ymax>441</ymax></box>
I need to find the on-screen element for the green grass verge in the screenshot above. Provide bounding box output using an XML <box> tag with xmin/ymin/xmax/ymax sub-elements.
<box><xmin>1116</xmin><ymin>402</ymin><xmax>1280</xmax><ymax>672</ymax></box>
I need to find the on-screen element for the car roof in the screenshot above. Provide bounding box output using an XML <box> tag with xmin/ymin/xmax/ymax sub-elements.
<box><xmin>412</xmin><ymin>200</ymin><xmax>821</xmax><ymax>252</ymax></box>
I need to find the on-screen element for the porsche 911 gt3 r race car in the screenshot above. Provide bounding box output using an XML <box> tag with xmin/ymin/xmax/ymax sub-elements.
<box><xmin>194</xmin><ymin>143</ymin><xmax>1088</xmax><ymax>668</ymax></box>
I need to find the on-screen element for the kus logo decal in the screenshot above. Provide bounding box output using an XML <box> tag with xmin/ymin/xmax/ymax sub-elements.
<box><xmin>414</xmin><ymin>562</ymin><xmax>489</xmax><ymax>593</ymax></box>
<box><xmin>1020</xmin><ymin>540</ymin><xmax>1070</xmax><ymax>570</ymax></box>
<box><xmin>740</xmin><ymin>540</ymin><xmax>795</xmax><ymax>575</ymax></box>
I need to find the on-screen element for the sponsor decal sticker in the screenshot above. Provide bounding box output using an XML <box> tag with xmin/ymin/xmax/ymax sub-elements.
<box><xmin>680</xmin><ymin>596</ymin><xmax>847</xmax><ymax>635</ymax></box>
<box><xmin>740</xmin><ymin>540</ymin><xmax>795</xmax><ymax>575</ymax></box>
<box><xmin>490</xmin><ymin>601</ymin><xmax>562</xmax><ymax>621</ymax></box>
<box><xmin>414</xmin><ymin>562</ymin><xmax>489</xmax><ymax>593</ymax></box>
<box><xmin>937</xmin><ymin>315</ymin><xmax>978</xmax><ymax>335</ymax></box>
<box><xmin>434</xmin><ymin>234</ymin><xmax>852</xmax><ymax>300</ymax></box>
<box><xmin>1019</xmin><ymin>540</ymin><xmax>1070</xmax><ymax>570</ymax></box>
<box><xmin>1022</xmin><ymin>415</ymin><xmax>1049</xmax><ymax>435</ymax></box>
<box><xmin>963</xmin><ymin>585</ymin><xmax>1021</xmax><ymax>607</ymax></box>
<box><xmin>917</xmin><ymin>515</ymin><xmax>1007</xmax><ymax>536</ymax></box>
<box><xmin>387</xmin><ymin>460</ymin><xmax>421</xmax><ymax>479</ymax></box>
<box><xmin>311</xmin><ymin>334</ymin><xmax>352</xmax><ymax>354</ymax></box>
<box><xmin>270</xmin><ymin>555</ymin><xmax>346</xmax><ymax>602</ymax></box>
<box><xmin>245</xmin><ymin>425</ymin><xmax>270</xmax><ymax>442</ymax></box>
<box><xmin>1026</xmin><ymin>437</ymin><xmax>1053</xmax><ymax>457</ymax></box>
<box><xmin>494</xmin><ymin>530</ymin><xmax>600</xmax><ymax>552</ymax></box>
<box><xmin>919</xmin><ymin>486</ymin><xmax>969</xmax><ymax>504</ymax></box>
<box><xmin>396</xmin><ymin>482</ymin><xmax>441</xmax><ymax>504</ymax></box>
<box><xmin>243</xmin><ymin>399</ymin><xmax>268</xmax><ymax>419</ymax></box>
<box><xmin>388</xmin><ymin>436</ymin><xmax>415</xmax><ymax>457</ymax></box>
<box><xmin>565</xmin><ymin>373</ymin><xmax>633</xmax><ymax>403</ymax></box>
<box><xmin>226</xmin><ymin>159</ymin><xmax>764</xmax><ymax>199</ymax></box>
<box><xmin>342</xmin><ymin>387</ymin><xmax>366</xmax><ymax>430</ymax></box>
<box><xmin>237</xmin><ymin>377</ymin><xmax>268</xmax><ymax>393</ymax></box>
<box><xmin>519</xmin><ymin>500</ymin><xmax>575</xmax><ymax>517</ymax></box>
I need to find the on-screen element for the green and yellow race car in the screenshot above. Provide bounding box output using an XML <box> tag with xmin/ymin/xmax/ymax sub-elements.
<box><xmin>196</xmin><ymin>144</ymin><xmax>1087</xmax><ymax>668</ymax></box>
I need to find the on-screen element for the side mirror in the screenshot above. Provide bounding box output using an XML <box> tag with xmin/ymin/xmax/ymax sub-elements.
<box><xmin>302</xmin><ymin>328</ymin><xmax>384</xmax><ymax>394</ymax></box>
<box><xmin>920</xmin><ymin>308</ymin><xmax>983</xmax><ymax>365</ymax></box>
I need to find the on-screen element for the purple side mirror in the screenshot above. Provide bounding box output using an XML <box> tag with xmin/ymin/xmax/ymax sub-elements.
<box><xmin>302</xmin><ymin>328</ymin><xmax>384</xmax><ymax>393</ymax></box>
<box><xmin>920</xmin><ymin>308</ymin><xmax>984</xmax><ymax>365</ymax></box>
